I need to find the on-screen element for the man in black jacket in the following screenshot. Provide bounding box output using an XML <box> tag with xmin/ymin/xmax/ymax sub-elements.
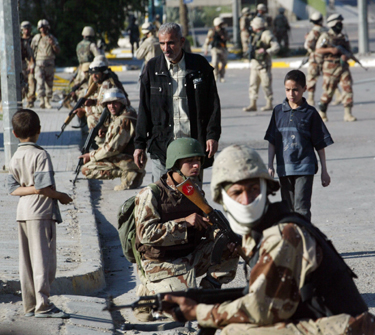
<box><xmin>134</xmin><ymin>22</ymin><xmax>221</xmax><ymax>182</ymax></box>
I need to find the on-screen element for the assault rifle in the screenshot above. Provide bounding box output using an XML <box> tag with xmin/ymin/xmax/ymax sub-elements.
<box><xmin>332</xmin><ymin>44</ymin><xmax>368</xmax><ymax>71</ymax></box>
<box><xmin>176</xmin><ymin>178</ymin><xmax>249</xmax><ymax>265</ymax></box>
<box><xmin>57</xmin><ymin>77</ymin><xmax>89</xmax><ymax>111</ymax></box>
<box><xmin>72</xmin><ymin>107</ymin><xmax>109</xmax><ymax>185</ymax></box>
<box><xmin>56</xmin><ymin>82</ymin><xmax>98</xmax><ymax>139</ymax></box>
<box><xmin>298</xmin><ymin>52</ymin><xmax>310</xmax><ymax>69</ymax></box>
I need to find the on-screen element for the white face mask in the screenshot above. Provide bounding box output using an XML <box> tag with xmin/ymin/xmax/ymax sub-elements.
<box><xmin>221</xmin><ymin>179</ymin><xmax>267</xmax><ymax>236</ymax></box>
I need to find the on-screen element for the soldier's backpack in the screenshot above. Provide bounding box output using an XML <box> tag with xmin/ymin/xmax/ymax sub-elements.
<box><xmin>117</xmin><ymin>184</ymin><xmax>160</xmax><ymax>265</ymax></box>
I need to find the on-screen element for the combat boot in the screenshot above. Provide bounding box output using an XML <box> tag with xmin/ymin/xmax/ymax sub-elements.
<box><xmin>26</xmin><ymin>101</ymin><xmax>34</xmax><ymax>108</ymax></box>
<box><xmin>45</xmin><ymin>97</ymin><xmax>52</xmax><ymax>109</ymax></box>
<box><xmin>261</xmin><ymin>98</ymin><xmax>273</xmax><ymax>111</ymax></box>
<box><xmin>307</xmin><ymin>92</ymin><xmax>315</xmax><ymax>106</ymax></box>
<box><xmin>243</xmin><ymin>100</ymin><xmax>257</xmax><ymax>112</ymax></box>
<box><xmin>39</xmin><ymin>98</ymin><xmax>45</xmax><ymax>109</ymax></box>
<box><xmin>319</xmin><ymin>111</ymin><xmax>328</xmax><ymax>122</ymax></box>
<box><xmin>114</xmin><ymin>171</ymin><xmax>138</xmax><ymax>191</ymax></box>
<box><xmin>331</xmin><ymin>89</ymin><xmax>342</xmax><ymax>106</ymax></box>
<box><xmin>344</xmin><ymin>106</ymin><xmax>357</xmax><ymax>122</ymax></box>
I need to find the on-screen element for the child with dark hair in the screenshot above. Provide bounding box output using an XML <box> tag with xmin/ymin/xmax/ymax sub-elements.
<box><xmin>7</xmin><ymin>109</ymin><xmax>72</xmax><ymax>318</ymax></box>
<box><xmin>264</xmin><ymin>70</ymin><xmax>334</xmax><ymax>220</ymax></box>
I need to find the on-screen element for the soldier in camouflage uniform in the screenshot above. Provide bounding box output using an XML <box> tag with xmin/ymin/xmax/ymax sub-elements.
<box><xmin>80</xmin><ymin>88</ymin><xmax>145</xmax><ymax>191</ymax></box>
<box><xmin>273</xmin><ymin>7</ymin><xmax>290</xmax><ymax>50</ymax></box>
<box><xmin>133</xmin><ymin>138</ymin><xmax>239</xmax><ymax>321</ymax></box>
<box><xmin>20</xmin><ymin>21</ymin><xmax>36</xmax><ymax>108</ymax></box>
<box><xmin>163</xmin><ymin>144</ymin><xmax>375</xmax><ymax>335</ymax></box>
<box><xmin>203</xmin><ymin>17</ymin><xmax>229</xmax><ymax>82</ymax></box>
<box><xmin>243</xmin><ymin>17</ymin><xmax>280</xmax><ymax>112</ymax></box>
<box><xmin>240</xmin><ymin>7</ymin><xmax>251</xmax><ymax>56</ymax></box>
<box><xmin>136</xmin><ymin>23</ymin><xmax>162</xmax><ymax>66</ymax></box>
<box><xmin>31</xmin><ymin>19</ymin><xmax>60</xmax><ymax>109</ymax></box>
<box><xmin>315</xmin><ymin>14</ymin><xmax>356</xmax><ymax>122</ymax></box>
<box><xmin>254</xmin><ymin>3</ymin><xmax>272</xmax><ymax>28</ymax></box>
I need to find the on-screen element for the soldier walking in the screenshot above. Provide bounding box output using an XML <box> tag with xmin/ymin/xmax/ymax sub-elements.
<box><xmin>315</xmin><ymin>14</ymin><xmax>356</xmax><ymax>122</ymax></box>
<box><xmin>31</xmin><ymin>19</ymin><xmax>60</xmax><ymax>109</ymax></box>
<box><xmin>243</xmin><ymin>17</ymin><xmax>280</xmax><ymax>112</ymax></box>
<box><xmin>203</xmin><ymin>17</ymin><xmax>228</xmax><ymax>82</ymax></box>
<box><xmin>273</xmin><ymin>7</ymin><xmax>290</xmax><ymax>50</ymax></box>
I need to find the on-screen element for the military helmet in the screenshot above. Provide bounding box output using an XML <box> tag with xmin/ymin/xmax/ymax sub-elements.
<box><xmin>82</xmin><ymin>26</ymin><xmax>95</xmax><ymax>37</ymax></box>
<box><xmin>37</xmin><ymin>19</ymin><xmax>50</xmax><ymax>30</ymax></box>
<box><xmin>242</xmin><ymin>7</ymin><xmax>250</xmax><ymax>15</ymax></box>
<box><xmin>211</xmin><ymin>145</ymin><xmax>280</xmax><ymax>204</ymax></box>
<box><xmin>251</xmin><ymin>17</ymin><xmax>266</xmax><ymax>30</ymax></box>
<box><xmin>166</xmin><ymin>138</ymin><xmax>205</xmax><ymax>170</ymax></box>
<box><xmin>310</xmin><ymin>12</ymin><xmax>323</xmax><ymax>23</ymax></box>
<box><xmin>101</xmin><ymin>87</ymin><xmax>127</xmax><ymax>107</ymax></box>
<box><xmin>141</xmin><ymin>22</ymin><xmax>155</xmax><ymax>34</ymax></box>
<box><xmin>257</xmin><ymin>3</ymin><xmax>267</xmax><ymax>11</ymax></box>
<box><xmin>93</xmin><ymin>55</ymin><xmax>109</xmax><ymax>66</ymax></box>
<box><xmin>327</xmin><ymin>13</ymin><xmax>343</xmax><ymax>28</ymax></box>
<box><xmin>20</xmin><ymin>21</ymin><xmax>31</xmax><ymax>30</ymax></box>
<box><xmin>89</xmin><ymin>59</ymin><xmax>108</xmax><ymax>74</ymax></box>
<box><xmin>278</xmin><ymin>7</ymin><xmax>285</xmax><ymax>13</ymax></box>
<box><xmin>213</xmin><ymin>17</ymin><xmax>225</xmax><ymax>27</ymax></box>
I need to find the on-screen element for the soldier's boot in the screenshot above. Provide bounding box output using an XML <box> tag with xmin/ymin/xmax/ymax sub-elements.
<box><xmin>344</xmin><ymin>106</ymin><xmax>357</xmax><ymax>122</ymax></box>
<box><xmin>307</xmin><ymin>92</ymin><xmax>315</xmax><ymax>106</ymax></box>
<box><xmin>133</xmin><ymin>285</ymin><xmax>154</xmax><ymax>322</ymax></box>
<box><xmin>39</xmin><ymin>98</ymin><xmax>46</xmax><ymax>109</ymax></box>
<box><xmin>318</xmin><ymin>101</ymin><xmax>328</xmax><ymax>122</ymax></box>
<box><xmin>200</xmin><ymin>275</ymin><xmax>222</xmax><ymax>289</ymax></box>
<box><xmin>319</xmin><ymin>111</ymin><xmax>328</xmax><ymax>122</ymax></box>
<box><xmin>26</xmin><ymin>100</ymin><xmax>34</xmax><ymax>108</ymax></box>
<box><xmin>45</xmin><ymin>97</ymin><xmax>52</xmax><ymax>109</ymax></box>
<box><xmin>114</xmin><ymin>171</ymin><xmax>138</xmax><ymax>191</ymax></box>
<box><xmin>331</xmin><ymin>89</ymin><xmax>342</xmax><ymax>106</ymax></box>
<box><xmin>243</xmin><ymin>100</ymin><xmax>257</xmax><ymax>112</ymax></box>
<box><xmin>261</xmin><ymin>98</ymin><xmax>273</xmax><ymax>111</ymax></box>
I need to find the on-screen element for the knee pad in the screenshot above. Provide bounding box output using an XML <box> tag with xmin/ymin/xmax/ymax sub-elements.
<box><xmin>318</xmin><ymin>101</ymin><xmax>327</xmax><ymax>112</ymax></box>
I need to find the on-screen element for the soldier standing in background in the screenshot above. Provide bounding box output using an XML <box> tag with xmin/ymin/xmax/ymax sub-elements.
<box><xmin>153</xmin><ymin>14</ymin><xmax>161</xmax><ymax>33</ymax></box>
<box><xmin>243</xmin><ymin>17</ymin><xmax>279</xmax><ymax>112</ymax></box>
<box><xmin>127</xmin><ymin>17</ymin><xmax>140</xmax><ymax>57</ymax></box>
<box><xmin>31</xmin><ymin>19</ymin><xmax>60</xmax><ymax>109</ymax></box>
<box><xmin>255</xmin><ymin>3</ymin><xmax>272</xmax><ymax>28</ymax></box>
<box><xmin>273</xmin><ymin>8</ymin><xmax>290</xmax><ymax>50</ymax></box>
<box><xmin>203</xmin><ymin>17</ymin><xmax>228</xmax><ymax>82</ymax></box>
<box><xmin>20</xmin><ymin>21</ymin><xmax>36</xmax><ymax>108</ymax></box>
<box><xmin>240</xmin><ymin>7</ymin><xmax>251</xmax><ymax>56</ymax></box>
<box><xmin>315</xmin><ymin>14</ymin><xmax>356</xmax><ymax>122</ymax></box>
<box><xmin>136</xmin><ymin>23</ymin><xmax>162</xmax><ymax>66</ymax></box>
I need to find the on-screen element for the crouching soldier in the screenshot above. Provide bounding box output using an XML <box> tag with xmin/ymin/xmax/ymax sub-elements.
<box><xmin>79</xmin><ymin>88</ymin><xmax>146</xmax><ymax>191</ymax></box>
<box><xmin>133</xmin><ymin>138</ymin><xmax>239</xmax><ymax>321</ymax></box>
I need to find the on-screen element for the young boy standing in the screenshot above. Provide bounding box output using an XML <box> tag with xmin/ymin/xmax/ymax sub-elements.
<box><xmin>7</xmin><ymin>109</ymin><xmax>72</xmax><ymax>318</ymax></box>
<box><xmin>265</xmin><ymin>70</ymin><xmax>333</xmax><ymax>220</ymax></box>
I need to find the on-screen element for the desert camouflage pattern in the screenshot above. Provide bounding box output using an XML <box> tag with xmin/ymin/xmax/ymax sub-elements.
<box><xmin>136</xmin><ymin>35</ymin><xmax>162</xmax><ymax>64</ymax></box>
<box><xmin>34</xmin><ymin>60</ymin><xmax>55</xmax><ymax>99</ymax></box>
<box><xmin>134</xmin><ymin>184</ymin><xmax>238</xmax><ymax>294</ymax></box>
<box><xmin>249</xmin><ymin>30</ymin><xmax>279</xmax><ymax>101</ymax></box>
<box><xmin>73</xmin><ymin>66</ymin><xmax>90</xmax><ymax>99</ymax></box>
<box><xmin>317</xmin><ymin>29</ymin><xmax>353</xmax><ymax>107</ymax></box>
<box><xmin>76</xmin><ymin>39</ymin><xmax>102</xmax><ymax>64</ymax></box>
<box><xmin>21</xmin><ymin>37</ymin><xmax>36</xmax><ymax>103</ymax></box>
<box><xmin>196</xmin><ymin>222</ymin><xmax>375</xmax><ymax>334</ymax></box>
<box><xmin>304</xmin><ymin>25</ymin><xmax>326</xmax><ymax>92</ymax></box>
<box><xmin>81</xmin><ymin>108</ymin><xmax>145</xmax><ymax>186</ymax></box>
<box><xmin>273</xmin><ymin>14</ymin><xmax>290</xmax><ymax>48</ymax></box>
<box><xmin>240</xmin><ymin>15</ymin><xmax>251</xmax><ymax>53</ymax></box>
<box><xmin>31</xmin><ymin>34</ymin><xmax>59</xmax><ymax>61</ymax></box>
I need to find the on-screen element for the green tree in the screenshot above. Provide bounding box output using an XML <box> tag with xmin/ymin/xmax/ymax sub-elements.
<box><xmin>19</xmin><ymin>0</ymin><xmax>146</xmax><ymax>66</ymax></box>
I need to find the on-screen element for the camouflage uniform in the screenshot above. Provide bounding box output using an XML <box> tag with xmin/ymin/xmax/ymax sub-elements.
<box><xmin>273</xmin><ymin>13</ymin><xmax>290</xmax><ymax>49</ymax></box>
<box><xmin>317</xmin><ymin>29</ymin><xmax>353</xmax><ymax>109</ymax></box>
<box><xmin>81</xmin><ymin>107</ymin><xmax>145</xmax><ymax>188</ymax></box>
<box><xmin>240</xmin><ymin>14</ymin><xmax>251</xmax><ymax>54</ymax></box>
<box><xmin>21</xmin><ymin>37</ymin><xmax>36</xmax><ymax>104</ymax></box>
<box><xmin>136</xmin><ymin>35</ymin><xmax>162</xmax><ymax>65</ymax></box>
<box><xmin>203</xmin><ymin>27</ymin><xmax>229</xmax><ymax>82</ymax></box>
<box><xmin>134</xmin><ymin>174</ymin><xmax>238</xmax><ymax>295</ymax></box>
<box><xmin>196</xmin><ymin>219</ymin><xmax>375</xmax><ymax>334</ymax></box>
<box><xmin>31</xmin><ymin>33</ymin><xmax>59</xmax><ymax>100</ymax></box>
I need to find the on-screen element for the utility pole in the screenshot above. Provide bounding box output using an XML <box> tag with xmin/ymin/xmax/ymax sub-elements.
<box><xmin>0</xmin><ymin>0</ymin><xmax>22</xmax><ymax>170</ymax></box>
<box><xmin>232</xmin><ymin>0</ymin><xmax>240</xmax><ymax>49</ymax></box>
<box><xmin>358</xmin><ymin>0</ymin><xmax>369</xmax><ymax>54</ymax></box>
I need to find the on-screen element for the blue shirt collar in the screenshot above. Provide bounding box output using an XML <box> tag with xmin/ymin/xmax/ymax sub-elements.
<box><xmin>282</xmin><ymin>97</ymin><xmax>309</xmax><ymax>113</ymax></box>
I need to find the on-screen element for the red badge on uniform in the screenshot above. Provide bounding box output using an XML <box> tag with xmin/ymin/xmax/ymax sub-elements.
<box><xmin>182</xmin><ymin>184</ymin><xmax>194</xmax><ymax>196</ymax></box>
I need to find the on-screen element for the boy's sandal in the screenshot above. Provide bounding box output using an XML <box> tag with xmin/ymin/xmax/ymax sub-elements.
<box><xmin>35</xmin><ymin>307</ymin><xmax>70</xmax><ymax>319</ymax></box>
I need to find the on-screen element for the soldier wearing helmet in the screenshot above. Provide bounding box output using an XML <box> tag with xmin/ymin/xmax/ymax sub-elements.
<box><xmin>240</xmin><ymin>7</ymin><xmax>252</xmax><ymax>56</ymax></box>
<box><xmin>163</xmin><ymin>144</ymin><xmax>374</xmax><ymax>335</ymax></box>
<box><xmin>132</xmin><ymin>138</ymin><xmax>238</xmax><ymax>322</ymax></box>
<box><xmin>74</xmin><ymin>58</ymin><xmax>130</xmax><ymax>135</ymax></box>
<box><xmin>243</xmin><ymin>17</ymin><xmax>279</xmax><ymax>112</ymax></box>
<box><xmin>136</xmin><ymin>22</ymin><xmax>162</xmax><ymax>65</ymax></box>
<box><xmin>255</xmin><ymin>3</ymin><xmax>272</xmax><ymax>27</ymax></box>
<box><xmin>315</xmin><ymin>14</ymin><xmax>356</xmax><ymax>122</ymax></box>
<box><xmin>79</xmin><ymin>87</ymin><xmax>145</xmax><ymax>191</ymax></box>
<box><xmin>203</xmin><ymin>17</ymin><xmax>228</xmax><ymax>82</ymax></box>
<box><xmin>20</xmin><ymin>21</ymin><xmax>36</xmax><ymax>108</ymax></box>
<box><xmin>273</xmin><ymin>7</ymin><xmax>290</xmax><ymax>49</ymax></box>
<box><xmin>31</xmin><ymin>19</ymin><xmax>60</xmax><ymax>109</ymax></box>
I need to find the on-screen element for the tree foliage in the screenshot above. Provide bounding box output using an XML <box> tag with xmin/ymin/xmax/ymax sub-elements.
<box><xmin>19</xmin><ymin>0</ymin><xmax>146</xmax><ymax>66</ymax></box>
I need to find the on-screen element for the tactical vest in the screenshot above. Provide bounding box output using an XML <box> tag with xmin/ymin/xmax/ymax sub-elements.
<box><xmin>211</xmin><ymin>30</ymin><xmax>226</xmax><ymax>49</ymax></box>
<box><xmin>76</xmin><ymin>39</ymin><xmax>95</xmax><ymax>64</ymax></box>
<box><xmin>250</xmin><ymin>31</ymin><xmax>266</xmax><ymax>61</ymax></box>
<box><xmin>135</xmin><ymin>174</ymin><xmax>205</xmax><ymax>261</ymax></box>
<box><xmin>323</xmin><ymin>31</ymin><xmax>349</xmax><ymax>61</ymax></box>
<box><xmin>21</xmin><ymin>38</ymin><xmax>30</xmax><ymax>62</ymax></box>
<box><xmin>249</xmin><ymin>202</ymin><xmax>368</xmax><ymax>320</ymax></box>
